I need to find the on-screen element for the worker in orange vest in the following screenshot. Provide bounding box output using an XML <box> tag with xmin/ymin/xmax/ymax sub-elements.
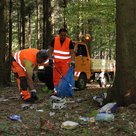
<box><xmin>49</xmin><ymin>28</ymin><xmax>75</xmax><ymax>95</ymax></box>
<box><xmin>11</xmin><ymin>48</ymin><xmax>48</xmax><ymax>103</ymax></box>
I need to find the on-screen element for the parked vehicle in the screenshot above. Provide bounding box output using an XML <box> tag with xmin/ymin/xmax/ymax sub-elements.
<box><xmin>73</xmin><ymin>41</ymin><xmax>115</xmax><ymax>90</ymax></box>
<box><xmin>37</xmin><ymin>41</ymin><xmax>115</xmax><ymax>90</ymax></box>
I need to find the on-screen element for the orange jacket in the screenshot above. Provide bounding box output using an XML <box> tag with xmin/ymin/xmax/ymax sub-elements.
<box><xmin>13</xmin><ymin>48</ymin><xmax>39</xmax><ymax>71</ymax></box>
<box><xmin>53</xmin><ymin>36</ymin><xmax>71</xmax><ymax>62</ymax></box>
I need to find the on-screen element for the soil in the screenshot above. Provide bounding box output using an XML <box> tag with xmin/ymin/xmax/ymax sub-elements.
<box><xmin>0</xmin><ymin>81</ymin><xmax>136</xmax><ymax>136</ymax></box>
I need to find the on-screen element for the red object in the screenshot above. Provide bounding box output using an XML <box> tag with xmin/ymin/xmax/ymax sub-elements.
<box><xmin>53</xmin><ymin>36</ymin><xmax>71</xmax><ymax>86</ymax></box>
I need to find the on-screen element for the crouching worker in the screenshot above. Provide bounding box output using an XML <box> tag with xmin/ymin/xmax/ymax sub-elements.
<box><xmin>11</xmin><ymin>48</ymin><xmax>48</xmax><ymax>103</ymax></box>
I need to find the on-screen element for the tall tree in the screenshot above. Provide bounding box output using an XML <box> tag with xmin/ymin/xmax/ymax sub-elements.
<box><xmin>43</xmin><ymin>0</ymin><xmax>52</xmax><ymax>49</ymax></box>
<box><xmin>36</xmin><ymin>0</ymin><xmax>41</xmax><ymax>49</ymax></box>
<box><xmin>107</xmin><ymin>0</ymin><xmax>136</xmax><ymax>106</ymax></box>
<box><xmin>25</xmin><ymin>0</ymin><xmax>35</xmax><ymax>48</ymax></box>
<box><xmin>6</xmin><ymin>0</ymin><xmax>13</xmax><ymax>83</ymax></box>
<box><xmin>17</xmin><ymin>1</ymin><xmax>22</xmax><ymax>49</ymax></box>
<box><xmin>0</xmin><ymin>0</ymin><xmax>7</xmax><ymax>86</ymax></box>
<box><xmin>20</xmin><ymin>0</ymin><xmax>25</xmax><ymax>49</ymax></box>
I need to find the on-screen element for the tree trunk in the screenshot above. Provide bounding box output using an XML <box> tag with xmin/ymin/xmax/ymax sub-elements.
<box><xmin>20</xmin><ymin>0</ymin><xmax>25</xmax><ymax>49</ymax></box>
<box><xmin>7</xmin><ymin>0</ymin><xmax>12</xmax><ymax>83</ymax></box>
<box><xmin>36</xmin><ymin>0</ymin><xmax>41</xmax><ymax>49</ymax></box>
<box><xmin>17</xmin><ymin>4</ymin><xmax>22</xmax><ymax>50</ymax></box>
<box><xmin>27</xmin><ymin>13</ymin><xmax>31</xmax><ymax>48</ymax></box>
<box><xmin>0</xmin><ymin>0</ymin><xmax>8</xmax><ymax>86</ymax></box>
<box><xmin>107</xmin><ymin>0</ymin><xmax>136</xmax><ymax>106</ymax></box>
<box><xmin>43</xmin><ymin>0</ymin><xmax>52</xmax><ymax>49</ymax></box>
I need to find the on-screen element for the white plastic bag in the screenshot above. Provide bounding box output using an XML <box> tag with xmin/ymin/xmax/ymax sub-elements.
<box><xmin>99</xmin><ymin>102</ymin><xmax>117</xmax><ymax>113</ymax></box>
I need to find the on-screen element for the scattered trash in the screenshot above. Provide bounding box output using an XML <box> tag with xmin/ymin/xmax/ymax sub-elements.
<box><xmin>52</xmin><ymin>102</ymin><xmax>66</xmax><ymax>109</ymax></box>
<box><xmin>79</xmin><ymin>116</ymin><xmax>91</xmax><ymax>122</ymax></box>
<box><xmin>65</xmin><ymin>113</ymin><xmax>69</xmax><ymax>118</ymax></box>
<box><xmin>79</xmin><ymin>116</ymin><xmax>95</xmax><ymax>123</ymax></box>
<box><xmin>50</xmin><ymin>95</ymin><xmax>66</xmax><ymax>103</ymax></box>
<box><xmin>97</xmin><ymin>72</ymin><xmax>107</xmax><ymax>87</ymax></box>
<box><xmin>93</xmin><ymin>93</ymin><xmax>107</xmax><ymax>106</ymax></box>
<box><xmin>40</xmin><ymin>117</ymin><xmax>54</xmax><ymax>130</ymax></box>
<box><xmin>21</xmin><ymin>104</ymin><xmax>31</xmax><ymax>110</ymax></box>
<box><xmin>66</xmin><ymin>100</ymin><xmax>75</xmax><ymax>104</ymax></box>
<box><xmin>79</xmin><ymin>116</ymin><xmax>95</xmax><ymax>122</ymax></box>
<box><xmin>0</xmin><ymin>96</ymin><xmax>9</xmax><ymax>102</ymax></box>
<box><xmin>90</xmin><ymin>117</ymin><xmax>96</xmax><ymax>123</ymax></box>
<box><xmin>9</xmin><ymin>114</ymin><xmax>21</xmax><ymax>122</ymax></box>
<box><xmin>76</xmin><ymin>98</ymin><xmax>84</xmax><ymax>103</ymax></box>
<box><xmin>8</xmin><ymin>114</ymin><xmax>29</xmax><ymax>129</ymax></box>
<box><xmin>50</xmin><ymin>95</ymin><xmax>66</xmax><ymax>109</ymax></box>
<box><xmin>21</xmin><ymin>104</ymin><xmax>37</xmax><ymax>110</ymax></box>
<box><xmin>61</xmin><ymin>121</ymin><xmax>79</xmax><ymax>129</ymax></box>
<box><xmin>36</xmin><ymin>109</ymin><xmax>44</xmax><ymax>112</ymax></box>
<box><xmin>99</xmin><ymin>102</ymin><xmax>117</xmax><ymax>113</ymax></box>
<box><xmin>95</xmin><ymin>113</ymin><xmax>114</xmax><ymax>122</ymax></box>
<box><xmin>49</xmin><ymin>112</ymin><xmax>55</xmax><ymax>116</ymax></box>
<box><xmin>29</xmin><ymin>104</ymin><xmax>37</xmax><ymax>109</ymax></box>
<box><xmin>44</xmin><ymin>120</ymin><xmax>54</xmax><ymax>130</ymax></box>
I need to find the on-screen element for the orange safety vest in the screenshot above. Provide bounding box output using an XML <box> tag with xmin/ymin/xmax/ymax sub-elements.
<box><xmin>13</xmin><ymin>48</ymin><xmax>39</xmax><ymax>71</ymax></box>
<box><xmin>53</xmin><ymin>36</ymin><xmax>71</xmax><ymax>62</ymax></box>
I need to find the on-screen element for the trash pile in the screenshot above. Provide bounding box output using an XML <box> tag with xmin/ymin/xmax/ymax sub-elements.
<box><xmin>93</xmin><ymin>92</ymin><xmax>107</xmax><ymax>106</ymax></box>
<box><xmin>95</xmin><ymin>102</ymin><xmax>117</xmax><ymax>121</ymax></box>
<box><xmin>50</xmin><ymin>95</ymin><xmax>66</xmax><ymax>110</ymax></box>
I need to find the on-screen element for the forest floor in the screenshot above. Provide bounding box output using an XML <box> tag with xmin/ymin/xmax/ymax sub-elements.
<box><xmin>0</xmin><ymin>81</ymin><xmax>136</xmax><ymax>136</ymax></box>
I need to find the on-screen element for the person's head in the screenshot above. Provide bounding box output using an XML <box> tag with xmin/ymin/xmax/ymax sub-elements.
<box><xmin>36</xmin><ymin>49</ymin><xmax>48</xmax><ymax>64</ymax></box>
<box><xmin>58</xmin><ymin>28</ymin><xmax>68</xmax><ymax>42</ymax></box>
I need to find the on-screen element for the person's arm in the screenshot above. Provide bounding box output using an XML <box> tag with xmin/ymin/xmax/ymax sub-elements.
<box><xmin>49</xmin><ymin>46</ymin><xmax>54</xmax><ymax>59</ymax></box>
<box><xmin>70</xmin><ymin>49</ymin><xmax>75</xmax><ymax>62</ymax></box>
<box><xmin>23</xmin><ymin>59</ymin><xmax>35</xmax><ymax>90</ymax></box>
<box><xmin>49</xmin><ymin>39</ymin><xmax>54</xmax><ymax>67</ymax></box>
<box><xmin>49</xmin><ymin>39</ymin><xmax>55</xmax><ymax>58</ymax></box>
<box><xmin>69</xmin><ymin>40</ymin><xmax>75</xmax><ymax>68</ymax></box>
<box><xmin>69</xmin><ymin>40</ymin><xmax>75</xmax><ymax>62</ymax></box>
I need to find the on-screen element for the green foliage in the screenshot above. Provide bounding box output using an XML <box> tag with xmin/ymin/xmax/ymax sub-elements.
<box><xmin>86</xmin><ymin>109</ymin><xmax>98</xmax><ymax>117</ymax></box>
<box><xmin>82</xmin><ymin>128</ymin><xmax>90</xmax><ymax>136</ymax></box>
<box><xmin>42</xmin><ymin>86</ymin><xmax>52</xmax><ymax>95</ymax></box>
<box><xmin>10</xmin><ymin>0</ymin><xmax>116</xmax><ymax>59</ymax></box>
<box><xmin>65</xmin><ymin>0</ymin><xmax>116</xmax><ymax>59</ymax></box>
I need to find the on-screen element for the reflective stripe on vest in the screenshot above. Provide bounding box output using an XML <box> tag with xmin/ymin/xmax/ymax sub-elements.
<box><xmin>74</xmin><ymin>71</ymin><xmax>80</xmax><ymax>77</ymax></box>
<box><xmin>53</xmin><ymin>36</ymin><xmax>71</xmax><ymax>61</ymax></box>
<box><xmin>13</xmin><ymin>51</ymin><xmax>26</xmax><ymax>71</ymax></box>
<box><xmin>53</xmin><ymin>50</ymin><xmax>71</xmax><ymax>60</ymax></box>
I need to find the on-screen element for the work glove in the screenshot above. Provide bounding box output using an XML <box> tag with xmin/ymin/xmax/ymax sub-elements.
<box><xmin>71</xmin><ymin>61</ymin><xmax>75</xmax><ymax>68</ymax></box>
<box><xmin>49</xmin><ymin>58</ymin><xmax>53</xmax><ymax>68</ymax></box>
<box><xmin>30</xmin><ymin>89</ymin><xmax>38</xmax><ymax>100</ymax></box>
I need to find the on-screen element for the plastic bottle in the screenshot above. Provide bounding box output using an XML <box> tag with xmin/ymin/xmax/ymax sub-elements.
<box><xmin>95</xmin><ymin>113</ymin><xmax>114</xmax><ymax>121</ymax></box>
<box><xmin>79</xmin><ymin>116</ymin><xmax>91</xmax><ymax>122</ymax></box>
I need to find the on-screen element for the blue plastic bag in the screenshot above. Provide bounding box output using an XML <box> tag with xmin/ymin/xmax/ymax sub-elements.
<box><xmin>55</xmin><ymin>66</ymin><xmax>75</xmax><ymax>97</ymax></box>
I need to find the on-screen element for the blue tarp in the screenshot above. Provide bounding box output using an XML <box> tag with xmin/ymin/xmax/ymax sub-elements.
<box><xmin>55</xmin><ymin>66</ymin><xmax>75</xmax><ymax>97</ymax></box>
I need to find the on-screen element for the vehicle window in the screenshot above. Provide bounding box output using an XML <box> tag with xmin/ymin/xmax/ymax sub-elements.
<box><xmin>76</xmin><ymin>44</ymin><xmax>87</xmax><ymax>57</ymax></box>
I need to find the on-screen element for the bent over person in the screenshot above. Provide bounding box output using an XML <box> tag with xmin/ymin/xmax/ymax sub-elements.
<box><xmin>11</xmin><ymin>48</ymin><xmax>48</xmax><ymax>103</ymax></box>
<box><xmin>49</xmin><ymin>28</ymin><xmax>75</xmax><ymax>95</ymax></box>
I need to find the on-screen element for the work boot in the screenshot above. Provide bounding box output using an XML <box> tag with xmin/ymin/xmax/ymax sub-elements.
<box><xmin>49</xmin><ymin>88</ymin><xmax>57</xmax><ymax>96</ymax></box>
<box><xmin>30</xmin><ymin>92</ymin><xmax>39</xmax><ymax>101</ymax></box>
